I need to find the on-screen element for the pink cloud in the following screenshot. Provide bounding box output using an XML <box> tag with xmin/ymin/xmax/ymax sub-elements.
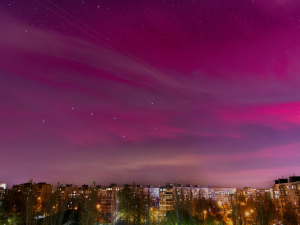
<box><xmin>223</xmin><ymin>102</ymin><xmax>300</xmax><ymax>129</ymax></box>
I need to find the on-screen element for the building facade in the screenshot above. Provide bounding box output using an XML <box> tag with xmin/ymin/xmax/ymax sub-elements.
<box><xmin>12</xmin><ymin>182</ymin><xmax>53</xmax><ymax>212</ymax></box>
<box><xmin>273</xmin><ymin>176</ymin><xmax>300</xmax><ymax>215</ymax></box>
<box><xmin>243</xmin><ymin>187</ymin><xmax>273</xmax><ymax>202</ymax></box>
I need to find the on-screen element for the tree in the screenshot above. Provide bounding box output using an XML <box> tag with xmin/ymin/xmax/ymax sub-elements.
<box><xmin>117</xmin><ymin>184</ymin><xmax>134</xmax><ymax>224</ymax></box>
<box><xmin>24</xmin><ymin>185</ymin><xmax>38</xmax><ymax>225</ymax></box>
<box><xmin>172</xmin><ymin>186</ymin><xmax>185</xmax><ymax>225</ymax></box>
<box><xmin>282</xmin><ymin>201</ymin><xmax>298</xmax><ymax>225</ymax></box>
<box><xmin>230</xmin><ymin>194</ymin><xmax>242</xmax><ymax>225</ymax></box>
<box><xmin>192</xmin><ymin>190</ymin><xmax>208</xmax><ymax>223</ymax></box>
<box><xmin>41</xmin><ymin>187</ymin><xmax>68</xmax><ymax>225</ymax></box>
<box><xmin>78</xmin><ymin>187</ymin><xmax>98</xmax><ymax>225</ymax></box>
<box><xmin>117</xmin><ymin>183</ymin><xmax>149</xmax><ymax>225</ymax></box>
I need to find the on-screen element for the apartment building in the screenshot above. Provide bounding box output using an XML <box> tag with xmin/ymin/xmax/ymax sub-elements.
<box><xmin>0</xmin><ymin>185</ymin><xmax>6</xmax><ymax>201</ymax></box>
<box><xmin>195</xmin><ymin>186</ymin><xmax>237</xmax><ymax>204</ymax></box>
<box><xmin>12</xmin><ymin>182</ymin><xmax>53</xmax><ymax>212</ymax></box>
<box><xmin>157</xmin><ymin>183</ymin><xmax>237</xmax><ymax>218</ymax></box>
<box><xmin>273</xmin><ymin>176</ymin><xmax>300</xmax><ymax>213</ymax></box>
<box><xmin>159</xmin><ymin>183</ymin><xmax>174</xmax><ymax>215</ymax></box>
<box><xmin>211</xmin><ymin>187</ymin><xmax>237</xmax><ymax>204</ymax></box>
<box><xmin>55</xmin><ymin>183</ymin><xmax>102</xmax><ymax>211</ymax></box>
<box><xmin>4</xmin><ymin>182</ymin><xmax>240</xmax><ymax>222</ymax></box>
<box><xmin>101</xmin><ymin>183</ymin><xmax>139</xmax><ymax>224</ymax></box>
<box><xmin>144</xmin><ymin>185</ymin><xmax>159</xmax><ymax>207</ymax></box>
<box><xmin>199</xmin><ymin>187</ymin><xmax>209</xmax><ymax>199</ymax></box>
<box><xmin>243</xmin><ymin>187</ymin><xmax>273</xmax><ymax>202</ymax></box>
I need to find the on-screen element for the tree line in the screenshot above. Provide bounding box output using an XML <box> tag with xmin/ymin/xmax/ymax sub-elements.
<box><xmin>229</xmin><ymin>192</ymin><xmax>299</xmax><ymax>225</ymax></box>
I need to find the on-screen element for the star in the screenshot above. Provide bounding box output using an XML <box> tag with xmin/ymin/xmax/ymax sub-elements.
<box><xmin>91</xmin><ymin>113</ymin><xmax>93</xmax><ymax>115</ymax></box>
<box><xmin>72</xmin><ymin>107</ymin><xmax>74</xmax><ymax>110</ymax></box>
<box><xmin>42</xmin><ymin>120</ymin><xmax>45</xmax><ymax>123</ymax></box>
<box><xmin>123</xmin><ymin>136</ymin><xmax>125</xmax><ymax>138</ymax></box>
<box><xmin>114</xmin><ymin>117</ymin><xmax>116</xmax><ymax>120</ymax></box>
<box><xmin>151</xmin><ymin>102</ymin><xmax>153</xmax><ymax>105</ymax></box>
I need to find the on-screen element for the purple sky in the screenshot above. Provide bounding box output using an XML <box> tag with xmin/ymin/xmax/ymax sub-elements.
<box><xmin>1</xmin><ymin>0</ymin><xmax>300</xmax><ymax>188</ymax></box>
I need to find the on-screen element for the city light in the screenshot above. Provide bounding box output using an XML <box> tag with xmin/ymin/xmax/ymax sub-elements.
<box><xmin>0</xmin><ymin>180</ymin><xmax>299</xmax><ymax>225</ymax></box>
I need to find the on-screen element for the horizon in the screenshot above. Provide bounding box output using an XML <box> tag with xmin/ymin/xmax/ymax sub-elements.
<box><xmin>2</xmin><ymin>0</ymin><xmax>300</xmax><ymax>188</ymax></box>
<box><xmin>2</xmin><ymin>175</ymin><xmax>291</xmax><ymax>189</ymax></box>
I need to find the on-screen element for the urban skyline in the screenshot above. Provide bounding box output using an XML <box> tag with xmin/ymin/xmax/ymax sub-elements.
<box><xmin>1</xmin><ymin>174</ymin><xmax>300</xmax><ymax>224</ymax></box>
<box><xmin>2</xmin><ymin>0</ymin><xmax>300</xmax><ymax>188</ymax></box>
<box><xmin>1</xmin><ymin>174</ymin><xmax>298</xmax><ymax>190</ymax></box>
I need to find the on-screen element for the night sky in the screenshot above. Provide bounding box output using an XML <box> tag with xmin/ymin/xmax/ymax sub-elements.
<box><xmin>1</xmin><ymin>0</ymin><xmax>300</xmax><ymax>188</ymax></box>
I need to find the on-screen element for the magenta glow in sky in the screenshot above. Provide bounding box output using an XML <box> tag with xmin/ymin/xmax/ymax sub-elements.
<box><xmin>1</xmin><ymin>0</ymin><xmax>300</xmax><ymax>188</ymax></box>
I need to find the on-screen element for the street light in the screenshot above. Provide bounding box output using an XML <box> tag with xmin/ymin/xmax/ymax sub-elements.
<box><xmin>245</xmin><ymin>212</ymin><xmax>249</xmax><ymax>216</ymax></box>
<box><xmin>203</xmin><ymin>210</ymin><xmax>207</xmax><ymax>224</ymax></box>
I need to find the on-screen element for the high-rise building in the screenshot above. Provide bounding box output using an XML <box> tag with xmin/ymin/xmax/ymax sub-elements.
<box><xmin>12</xmin><ymin>182</ymin><xmax>53</xmax><ymax>212</ymax></box>
<box><xmin>158</xmin><ymin>183</ymin><xmax>173</xmax><ymax>216</ymax></box>
<box><xmin>144</xmin><ymin>185</ymin><xmax>159</xmax><ymax>207</ymax></box>
<box><xmin>272</xmin><ymin>175</ymin><xmax>300</xmax><ymax>218</ymax></box>
<box><xmin>212</xmin><ymin>187</ymin><xmax>237</xmax><ymax>204</ymax></box>
<box><xmin>100</xmin><ymin>184</ymin><xmax>120</xmax><ymax>223</ymax></box>
<box><xmin>243</xmin><ymin>187</ymin><xmax>273</xmax><ymax>202</ymax></box>
<box><xmin>157</xmin><ymin>183</ymin><xmax>237</xmax><ymax>218</ymax></box>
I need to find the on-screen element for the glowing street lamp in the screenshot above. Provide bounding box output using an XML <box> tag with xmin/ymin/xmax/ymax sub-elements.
<box><xmin>245</xmin><ymin>212</ymin><xmax>249</xmax><ymax>216</ymax></box>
